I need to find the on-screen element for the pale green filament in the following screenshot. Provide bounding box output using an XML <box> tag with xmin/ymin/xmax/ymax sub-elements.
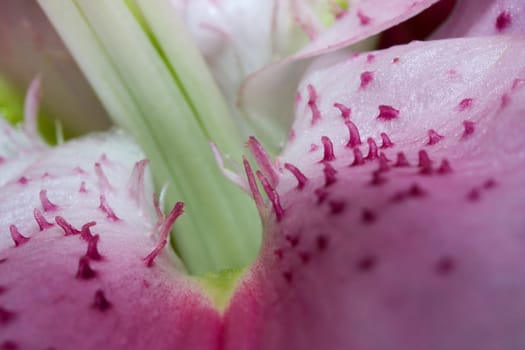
<box><xmin>37</xmin><ymin>0</ymin><xmax>261</xmax><ymax>274</ymax></box>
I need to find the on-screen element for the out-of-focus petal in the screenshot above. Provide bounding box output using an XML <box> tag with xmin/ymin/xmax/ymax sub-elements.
<box><xmin>0</xmin><ymin>0</ymin><xmax>110</xmax><ymax>136</ymax></box>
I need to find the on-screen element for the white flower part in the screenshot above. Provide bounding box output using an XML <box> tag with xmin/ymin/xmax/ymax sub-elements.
<box><xmin>0</xmin><ymin>0</ymin><xmax>111</xmax><ymax>134</ymax></box>
<box><xmin>0</xmin><ymin>129</ymin><xmax>164</xmax><ymax>254</ymax></box>
<box><xmin>170</xmin><ymin>0</ymin><xmax>311</xmax><ymax>135</ymax></box>
<box><xmin>172</xmin><ymin>0</ymin><xmax>274</xmax><ymax>106</ymax></box>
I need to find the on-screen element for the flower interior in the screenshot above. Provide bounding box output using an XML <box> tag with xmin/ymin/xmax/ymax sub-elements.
<box><xmin>1</xmin><ymin>0</ymin><xmax>525</xmax><ymax>349</ymax></box>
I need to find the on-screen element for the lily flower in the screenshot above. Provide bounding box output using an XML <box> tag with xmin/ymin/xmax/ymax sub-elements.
<box><xmin>1</xmin><ymin>0</ymin><xmax>525</xmax><ymax>349</ymax></box>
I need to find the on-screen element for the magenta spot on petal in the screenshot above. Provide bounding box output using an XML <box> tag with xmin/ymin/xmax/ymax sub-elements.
<box><xmin>283</xmin><ymin>271</ymin><xmax>293</xmax><ymax>284</ymax></box>
<box><xmin>332</xmin><ymin>4</ymin><xmax>347</xmax><ymax>20</ymax></box>
<box><xmin>94</xmin><ymin>162</ymin><xmax>113</xmax><ymax>191</ymax></box>
<box><xmin>55</xmin><ymin>216</ymin><xmax>81</xmax><ymax>236</ymax></box>
<box><xmin>73</xmin><ymin>166</ymin><xmax>87</xmax><ymax>175</ymax></box>
<box><xmin>257</xmin><ymin>171</ymin><xmax>285</xmax><ymax>221</ymax></box>
<box><xmin>99</xmin><ymin>153</ymin><xmax>110</xmax><ymax>164</ymax></box>
<box><xmin>323</xmin><ymin>163</ymin><xmax>338</xmax><ymax>187</ymax></box>
<box><xmin>142</xmin><ymin>202</ymin><xmax>184</xmax><ymax>268</ymax></box>
<box><xmin>285</xmin><ymin>235</ymin><xmax>300</xmax><ymax>248</ymax></box>
<box><xmin>378</xmin><ymin>152</ymin><xmax>390</xmax><ymax>172</ymax></box>
<box><xmin>392</xmin><ymin>57</ymin><xmax>400</xmax><ymax>64</ymax></box>
<box><xmin>436</xmin><ymin>256</ymin><xmax>456</xmax><ymax>275</ymax></box>
<box><xmin>1</xmin><ymin>341</ymin><xmax>18</xmax><ymax>350</ymax></box>
<box><xmin>243</xmin><ymin>157</ymin><xmax>265</xmax><ymax>215</ymax></box>
<box><xmin>380</xmin><ymin>132</ymin><xmax>394</xmax><ymax>149</ymax></box>
<box><xmin>418</xmin><ymin>150</ymin><xmax>434</xmax><ymax>175</ymax></box>
<box><xmin>247</xmin><ymin>157</ymin><xmax>269</xmax><ymax>211</ymax></box>
<box><xmin>462</xmin><ymin>121</ymin><xmax>475</xmax><ymax>138</ymax></box>
<box><xmin>76</xmin><ymin>256</ymin><xmax>97</xmax><ymax>280</ymax></box>
<box><xmin>361</xmin><ymin>208</ymin><xmax>377</xmax><ymax>224</ymax></box>
<box><xmin>33</xmin><ymin>208</ymin><xmax>53</xmax><ymax>231</ymax></box>
<box><xmin>484</xmin><ymin>178</ymin><xmax>497</xmax><ymax>189</ymax></box>
<box><xmin>9</xmin><ymin>225</ymin><xmax>29</xmax><ymax>247</ymax></box>
<box><xmin>315</xmin><ymin>188</ymin><xmax>329</xmax><ymax>205</ymax></box>
<box><xmin>437</xmin><ymin>159</ymin><xmax>453</xmax><ymax>175</ymax></box>
<box><xmin>351</xmin><ymin>148</ymin><xmax>365</xmax><ymax>167</ymax></box>
<box><xmin>390</xmin><ymin>191</ymin><xmax>406</xmax><ymax>203</ymax></box>
<box><xmin>500</xmin><ymin>94</ymin><xmax>511</xmax><ymax>109</ymax></box>
<box><xmin>394</xmin><ymin>152</ymin><xmax>410</xmax><ymax>167</ymax></box>
<box><xmin>457</xmin><ymin>98</ymin><xmax>473</xmax><ymax>112</ymax></box>
<box><xmin>307</xmin><ymin>84</ymin><xmax>322</xmax><ymax>125</ymax></box>
<box><xmin>370</xmin><ymin>171</ymin><xmax>387</xmax><ymax>186</ymax></box>
<box><xmin>39</xmin><ymin>189</ymin><xmax>59</xmax><ymax>212</ymax></box>
<box><xmin>365</xmin><ymin>138</ymin><xmax>378</xmax><ymax>161</ymax></box>
<box><xmin>366</xmin><ymin>54</ymin><xmax>375</xmax><ymax>63</ymax></box>
<box><xmin>274</xmin><ymin>249</ymin><xmax>284</xmax><ymax>260</ymax></box>
<box><xmin>284</xmin><ymin>163</ymin><xmax>308</xmax><ymax>190</ymax></box>
<box><xmin>86</xmin><ymin>234</ymin><xmax>103</xmax><ymax>261</ymax></box>
<box><xmin>0</xmin><ymin>306</ymin><xmax>15</xmax><ymax>325</ymax></box>
<box><xmin>299</xmin><ymin>252</ymin><xmax>311</xmax><ymax>264</ymax></box>
<box><xmin>357</xmin><ymin>10</ymin><xmax>371</xmax><ymax>25</ymax></box>
<box><xmin>98</xmin><ymin>195</ymin><xmax>120</xmax><ymax>221</ymax></box>
<box><xmin>376</xmin><ymin>105</ymin><xmax>399</xmax><ymax>121</ymax></box>
<box><xmin>345</xmin><ymin>120</ymin><xmax>362</xmax><ymax>148</ymax></box>
<box><xmin>309</xmin><ymin>144</ymin><xmax>319</xmax><ymax>153</ymax></box>
<box><xmin>17</xmin><ymin>177</ymin><xmax>29</xmax><ymax>185</ymax></box>
<box><xmin>92</xmin><ymin>289</ymin><xmax>112</xmax><ymax>312</ymax></box>
<box><xmin>357</xmin><ymin>255</ymin><xmax>377</xmax><ymax>272</ymax></box>
<box><xmin>512</xmin><ymin>78</ymin><xmax>525</xmax><ymax>91</ymax></box>
<box><xmin>495</xmin><ymin>11</ymin><xmax>512</xmax><ymax>32</ymax></box>
<box><xmin>334</xmin><ymin>102</ymin><xmax>351</xmax><ymax>120</ymax></box>
<box><xmin>320</xmin><ymin>136</ymin><xmax>336</xmax><ymax>162</ymax></box>
<box><xmin>246</xmin><ymin>136</ymin><xmax>279</xmax><ymax>186</ymax></box>
<box><xmin>360</xmin><ymin>71</ymin><xmax>374</xmax><ymax>89</ymax></box>
<box><xmin>408</xmin><ymin>184</ymin><xmax>425</xmax><ymax>198</ymax></box>
<box><xmin>448</xmin><ymin>69</ymin><xmax>458</xmax><ymax>77</ymax></box>
<box><xmin>329</xmin><ymin>201</ymin><xmax>346</xmax><ymax>215</ymax></box>
<box><xmin>80</xmin><ymin>222</ymin><xmax>96</xmax><ymax>241</ymax></box>
<box><xmin>316</xmin><ymin>235</ymin><xmax>328</xmax><ymax>252</ymax></box>
<box><xmin>427</xmin><ymin>129</ymin><xmax>444</xmax><ymax>145</ymax></box>
<box><xmin>79</xmin><ymin>181</ymin><xmax>88</xmax><ymax>193</ymax></box>
<box><xmin>467</xmin><ymin>188</ymin><xmax>481</xmax><ymax>202</ymax></box>
<box><xmin>378</xmin><ymin>153</ymin><xmax>390</xmax><ymax>172</ymax></box>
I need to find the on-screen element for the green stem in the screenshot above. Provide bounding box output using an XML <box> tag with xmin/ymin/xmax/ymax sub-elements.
<box><xmin>37</xmin><ymin>0</ymin><xmax>261</xmax><ymax>274</ymax></box>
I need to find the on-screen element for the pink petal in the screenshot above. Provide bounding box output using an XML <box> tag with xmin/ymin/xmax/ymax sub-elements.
<box><xmin>433</xmin><ymin>0</ymin><xmax>525</xmax><ymax>38</ymax></box>
<box><xmin>225</xmin><ymin>37</ymin><xmax>525</xmax><ymax>349</ymax></box>
<box><xmin>239</xmin><ymin>0</ymin><xmax>441</xmax><ymax>150</ymax></box>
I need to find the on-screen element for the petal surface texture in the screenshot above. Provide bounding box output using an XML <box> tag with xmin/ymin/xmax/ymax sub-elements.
<box><xmin>225</xmin><ymin>36</ymin><xmax>525</xmax><ymax>350</ymax></box>
<box><xmin>171</xmin><ymin>0</ymin><xmax>306</xmax><ymax>137</ymax></box>
<box><xmin>239</xmin><ymin>0</ymin><xmax>441</xmax><ymax>150</ymax></box>
<box><xmin>0</xmin><ymin>125</ymin><xmax>220</xmax><ymax>349</ymax></box>
<box><xmin>433</xmin><ymin>0</ymin><xmax>525</xmax><ymax>38</ymax></box>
